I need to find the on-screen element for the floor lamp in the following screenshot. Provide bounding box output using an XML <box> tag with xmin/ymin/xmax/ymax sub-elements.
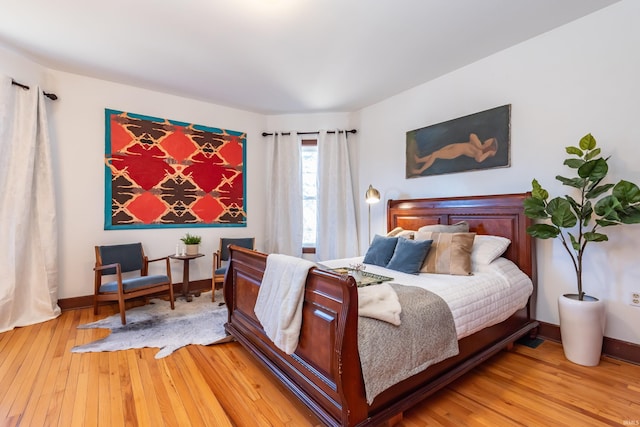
<box><xmin>365</xmin><ymin>184</ymin><xmax>380</xmax><ymax>244</ymax></box>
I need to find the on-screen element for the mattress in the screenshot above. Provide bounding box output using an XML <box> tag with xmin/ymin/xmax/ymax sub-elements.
<box><xmin>320</xmin><ymin>256</ymin><xmax>533</xmax><ymax>339</ymax></box>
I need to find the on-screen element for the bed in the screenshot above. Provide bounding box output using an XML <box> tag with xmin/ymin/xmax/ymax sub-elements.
<box><xmin>223</xmin><ymin>193</ymin><xmax>538</xmax><ymax>426</ymax></box>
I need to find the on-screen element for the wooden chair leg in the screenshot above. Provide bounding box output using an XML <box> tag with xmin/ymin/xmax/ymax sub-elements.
<box><xmin>212</xmin><ymin>278</ymin><xmax>216</xmax><ymax>302</ymax></box>
<box><xmin>118</xmin><ymin>295</ymin><xmax>126</xmax><ymax>325</ymax></box>
<box><xmin>169</xmin><ymin>285</ymin><xmax>175</xmax><ymax>310</ymax></box>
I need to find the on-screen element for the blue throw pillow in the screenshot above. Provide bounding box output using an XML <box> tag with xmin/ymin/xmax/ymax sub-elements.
<box><xmin>363</xmin><ymin>235</ymin><xmax>398</xmax><ymax>267</ymax></box>
<box><xmin>386</xmin><ymin>237</ymin><xmax>433</xmax><ymax>274</ymax></box>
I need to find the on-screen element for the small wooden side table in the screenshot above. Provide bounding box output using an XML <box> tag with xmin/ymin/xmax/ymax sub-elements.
<box><xmin>169</xmin><ymin>253</ymin><xmax>204</xmax><ymax>302</ymax></box>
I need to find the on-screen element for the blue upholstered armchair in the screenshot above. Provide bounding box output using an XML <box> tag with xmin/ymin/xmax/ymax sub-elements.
<box><xmin>93</xmin><ymin>243</ymin><xmax>174</xmax><ymax>324</ymax></box>
<box><xmin>212</xmin><ymin>237</ymin><xmax>255</xmax><ymax>301</ymax></box>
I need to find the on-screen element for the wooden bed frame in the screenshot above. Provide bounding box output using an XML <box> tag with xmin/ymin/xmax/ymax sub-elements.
<box><xmin>223</xmin><ymin>193</ymin><xmax>538</xmax><ymax>426</ymax></box>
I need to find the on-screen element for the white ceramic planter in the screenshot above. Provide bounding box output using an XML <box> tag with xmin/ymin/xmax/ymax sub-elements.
<box><xmin>557</xmin><ymin>294</ymin><xmax>605</xmax><ymax>366</ymax></box>
<box><xmin>185</xmin><ymin>244</ymin><xmax>199</xmax><ymax>256</ymax></box>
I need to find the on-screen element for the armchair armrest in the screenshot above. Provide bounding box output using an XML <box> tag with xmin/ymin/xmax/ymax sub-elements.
<box><xmin>213</xmin><ymin>251</ymin><xmax>221</xmax><ymax>269</ymax></box>
<box><xmin>94</xmin><ymin>262</ymin><xmax>121</xmax><ymax>273</ymax></box>
<box><xmin>147</xmin><ymin>256</ymin><xmax>169</xmax><ymax>263</ymax></box>
<box><xmin>146</xmin><ymin>255</ymin><xmax>172</xmax><ymax>279</ymax></box>
<box><xmin>94</xmin><ymin>262</ymin><xmax>123</xmax><ymax>293</ymax></box>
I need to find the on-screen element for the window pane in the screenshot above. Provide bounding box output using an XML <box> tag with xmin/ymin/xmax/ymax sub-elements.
<box><xmin>301</xmin><ymin>144</ymin><xmax>317</xmax><ymax>247</ymax></box>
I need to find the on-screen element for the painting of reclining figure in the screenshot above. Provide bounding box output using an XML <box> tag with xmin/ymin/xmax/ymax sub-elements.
<box><xmin>406</xmin><ymin>104</ymin><xmax>510</xmax><ymax>178</ymax></box>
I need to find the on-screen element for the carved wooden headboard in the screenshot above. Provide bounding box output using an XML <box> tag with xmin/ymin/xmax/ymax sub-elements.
<box><xmin>387</xmin><ymin>193</ymin><xmax>536</xmax><ymax>284</ymax></box>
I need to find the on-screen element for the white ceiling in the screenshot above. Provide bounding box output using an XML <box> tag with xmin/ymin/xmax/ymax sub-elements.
<box><xmin>0</xmin><ymin>0</ymin><xmax>617</xmax><ymax>114</ymax></box>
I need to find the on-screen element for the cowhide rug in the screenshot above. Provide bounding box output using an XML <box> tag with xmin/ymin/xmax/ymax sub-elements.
<box><xmin>72</xmin><ymin>290</ymin><xmax>231</xmax><ymax>359</ymax></box>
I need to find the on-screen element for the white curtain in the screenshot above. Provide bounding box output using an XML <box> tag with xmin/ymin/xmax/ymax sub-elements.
<box><xmin>264</xmin><ymin>132</ymin><xmax>303</xmax><ymax>256</ymax></box>
<box><xmin>0</xmin><ymin>75</ymin><xmax>60</xmax><ymax>333</ymax></box>
<box><xmin>316</xmin><ymin>130</ymin><xmax>359</xmax><ymax>261</ymax></box>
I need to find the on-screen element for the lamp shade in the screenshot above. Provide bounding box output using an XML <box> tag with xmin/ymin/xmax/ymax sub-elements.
<box><xmin>365</xmin><ymin>185</ymin><xmax>380</xmax><ymax>204</ymax></box>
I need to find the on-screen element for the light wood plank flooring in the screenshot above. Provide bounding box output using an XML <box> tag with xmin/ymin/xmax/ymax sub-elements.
<box><xmin>1</xmin><ymin>304</ymin><xmax>639</xmax><ymax>426</ymax></box>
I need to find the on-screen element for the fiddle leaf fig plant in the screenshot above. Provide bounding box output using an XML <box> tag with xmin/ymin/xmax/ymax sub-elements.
<box><xmin>523</xmin><ymin>133</ymin><xmax>640</xmax><ymax>300</ymax></box>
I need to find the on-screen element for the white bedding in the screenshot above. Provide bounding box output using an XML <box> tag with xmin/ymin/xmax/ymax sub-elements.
<box><xmin>320</xmin><ymin>256</ymin><xmax>533</xmax><ymax>340</ymax></box>
<box><xmin>255</xmin><ymin>254</ymin><xmax>316</xmax><ymax>354</ymax></box>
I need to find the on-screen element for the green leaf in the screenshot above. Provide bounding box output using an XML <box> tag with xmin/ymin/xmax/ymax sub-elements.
<box><xmin>564</xmin><ymin>158</ymin><xmax>584</xmax><ymax>169</ymax></box>
<box><xmin>566</xmin><ymin>146</ymin><xmax>583</xmax><ymax>156</ymax></box>
<box><xmin>584</xmin><ymin>232</ymin><xmax>608</xmax><ymax>242</ymax></box>
<box><xmin>568</xmin><ymin>233</ymin><xmax>580</xmax><ymax>251</ymax></box>
<box><xmin>594</xmin><ymin>195</ymin><xmax>623</xmax><ymax>218</ymax></box>
<box><xmin>530</xmin><ymin>179</ymin><xmax>548</xmax><ymax>200</ymax></box>
<box><xmin>585</xmin><ymin>148</ymin><xmax>601</xmax><ymax>161</ymax></box>
<box><xmin>586</xmin><ymin>177</ymin><xmax>605</xmax><ymax>195</ymax></box>
<box><xmin>523</xmin><ymin>197</ymin><xmax>548</xmax><ymax>219</ymax></box>
<box><xmin>586</xmin><ymin>183</ymin><xmax>614</xmax><ymax>199</ymax></box>
<box><xmin>578</xmin><ymin>158</ymin><xmax>608</xmax><ymax>181</ymax></box>
<box><xmin>579</xmin><ymin>133</ymin><xmax>596</xmax><ymax>151</ymax></box>
<box><xmin>613</xmin><ymin>180</ymin><xmax>640</xmax><ymax>204</ymax></box>
<box><xmin>619</xmin><ymin>206</ymin><xmax>640</xmax><ymax>225</ymax></box>
<box><xmin>556</xmin><ymin>175</ymin><xmax>585</xmax><ymax>189</ymax></box>
<box><xmin>596</xmin><ymin>218</ymin><xmax>619</xmax><ymax>227</ymax></box>
<box><xmin>565</xmin><ymin>195</ymin><xmax>580</xmax><ymax>212</ymax></box>
<box><xmin>526</xmin><ymin>224</ymin><xmax>560</xmax><ymax>239</ymax></box>
<box><xmin>581</xmin><ymin>200</ymin><xmax>593</xmax><ymax>224</ymax></box>
<box><xmin>548</xmin><ymin>198</ymin><xmax>577</xmax><ymax>228</ymax></box>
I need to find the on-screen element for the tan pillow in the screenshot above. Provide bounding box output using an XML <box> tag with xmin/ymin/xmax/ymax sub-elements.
<box><xmin>415</xmin><ymin>231</ymin><xmax>476</xmax><ymax>275</ymax></box>
<box><xmin>386</xmin><ymin>227</ymin><xmax>404</xmax><ymax>237</ymax></box>
<box><xmin>418</xmin><ymin>221</ymin><xmax>469</xmax><ymax>233</ymax></box>
<box><xmin>386</xmin><ymin>227</ymin><xmax>415</xmax><ymax>239</ymax></box>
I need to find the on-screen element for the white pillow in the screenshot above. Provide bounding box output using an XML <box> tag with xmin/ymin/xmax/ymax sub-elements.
<box><xmin>471</xmin><ymin>235</ymin><xmax>511</xmax><ymax>265</ymax></box>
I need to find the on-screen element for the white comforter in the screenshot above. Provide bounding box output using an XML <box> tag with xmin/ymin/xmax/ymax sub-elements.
<box><xmin>320</xmin><ymin>256</ymin><xmax>533</xmax><ymax>340</ymax></box>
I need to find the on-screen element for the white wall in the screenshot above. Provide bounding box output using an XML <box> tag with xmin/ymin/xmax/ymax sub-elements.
<box><xmin>355</xmin><ymin>0</ymin><xmax>640</xmax><ymax>344</ymax></box>
<box><xmin>265</xmin><ymin>113</ymin><xmax>353</xmax><ymax>134</ymax></box>
<box><xmin>0</xmin><ymin>44</ymin><xmax>47</xmax><ymax>84</ymax></box>
<box><xmin>1</xmin><ymin>46</ymin><xmax>266</xmax><ymax>299</ymax></box>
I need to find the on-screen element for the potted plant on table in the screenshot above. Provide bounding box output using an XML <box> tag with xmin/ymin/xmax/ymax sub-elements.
<box><xmin>180</xmin><ymin>233</ymin><xmax>202</xmax><ymax>256</ymax></box>
<box><xmin>524</xmin><ymin>133</ymin><xmax>640</xmax><ymax>366</ymax></box>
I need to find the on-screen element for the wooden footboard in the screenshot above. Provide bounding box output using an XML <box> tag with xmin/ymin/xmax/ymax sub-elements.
<box><xmin>224</xmin><ymin>246</ymin><xmax>538</xmax><ymax>426</ymax></box>
<box><xmin>224</xmin><ymin>193</ymin><xmax>539</xmax><ymax>426</ymax></box>
<box><xmin>223</xmin><ymin>246</ymin><xmax>369</xmax><ymax>426</ymax></box>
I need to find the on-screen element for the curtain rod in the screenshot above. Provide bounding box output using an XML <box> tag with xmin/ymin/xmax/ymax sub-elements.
<box><xmin>11</xmin><ymin>79</ymin><xmax>58</xmax><ymax>100</ymax></box>
<box><xmin>262</xmin><ymin>129</ymin><xmax>357</xmax><ymax>137</ymax></box>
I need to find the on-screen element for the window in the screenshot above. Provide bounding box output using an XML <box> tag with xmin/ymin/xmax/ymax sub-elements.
<box><xmin>301</xmin><ymin>139</ymin><xmax>318</xmax><ymax>253</ymax></box>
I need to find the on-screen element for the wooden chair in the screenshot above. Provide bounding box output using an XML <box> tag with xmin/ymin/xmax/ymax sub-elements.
<box><xmin>94</xmin><ymin>243</ymin><xmax>174</xmax><ymax>325</ymax></box>
<box><xmin>212</xmin><ymin>237</ymin><xmax>255</xmax><ymax>301</ymax></box>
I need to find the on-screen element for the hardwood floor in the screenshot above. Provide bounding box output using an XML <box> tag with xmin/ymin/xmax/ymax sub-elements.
<box><xmin>1</xmin><ymin>305</ymin><xmax>639</xmax><ymax>426</ymax></box>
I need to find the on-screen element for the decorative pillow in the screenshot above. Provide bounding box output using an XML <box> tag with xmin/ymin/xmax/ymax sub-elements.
<box><xmin>471</xmin><ymin>235</ymin><xmax>511</xmax><ymax>265</ymax></box>
<box><xmin>418</xmin><ymin>221</ymin><xmax>469</xmax><ymax>233</ymax></box>
<box><xmin>386</xmin><ymin>227</ymin><xmax>415</xmax><ymax>239</ymax></box>
<box><xmin>386</xmin><ymin>227</ymin><xmax>404</xmax><ymax>237</ymax></box>
<box><xmin>386</xmin><ymin>237</ymin><xmax>433</xmax><ymax>274</ymax></box>
<box><xmin>397</xmin><ymin>230</ymin><xmax>415</xmax><ymax>239</ymax></box>
<box><xmin>415</xmin><ymin>231</ymin><xmax>476</xmax><ymax>275</ymax></box>
<box><xmin>363</xmin><ymin>235</ymin><xmax>398</xmax><ymax>267</ymax></box>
